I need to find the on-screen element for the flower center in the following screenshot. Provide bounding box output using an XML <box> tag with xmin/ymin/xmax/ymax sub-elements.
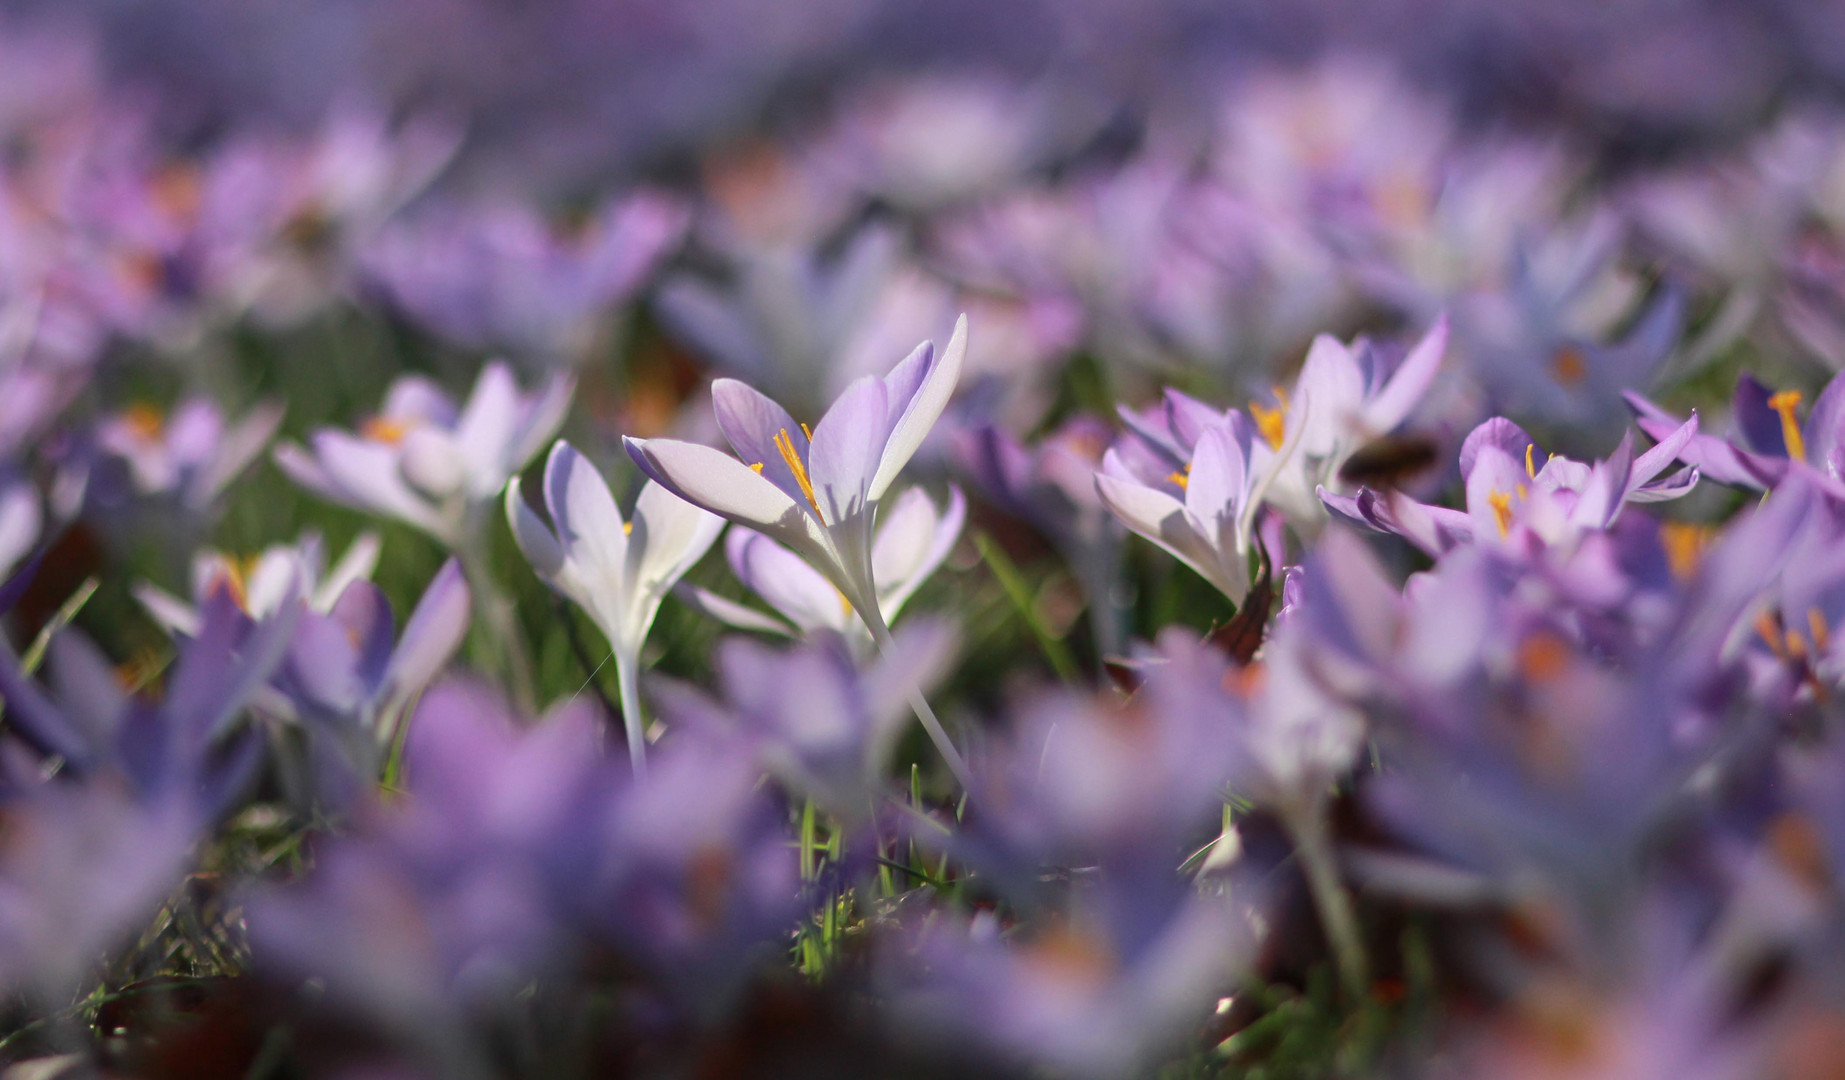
<box><xmin>1248</xmin><ymin>388</ymin><xmax>1289</xmax><ymax>451</ymax></box>
<box><xmin>1550</xmin><ymin>347</ymin><xmax>1587</xmax><ymax>387</ymax></box>
<box><xmin>123</xmin><ymin>403</ymin><xmax>165</xmax><ymax>441</ymax></box>
<box><xmin>1769</xmin><ymin>390</ymin><xmax>1806</xmax><ymax>462</ymax></box>
<box><xmin>363</xmin><ymin>417</ymin><xmax>411</xmax><ymax>444</ymax></box>
<box><xmin>773</xmin><ymin>428</ymin><xmax>823</xmax><ymax>517</ymax></box>
<box><xmin>1659</xmin><ymin>521</ymin><xmax>1712</xmax><ymax>580</ymax></box>
<box><xmin>1167</xmin><ymin>463</ymin><xmax>1190</xmax><ymax>490</ymax></box>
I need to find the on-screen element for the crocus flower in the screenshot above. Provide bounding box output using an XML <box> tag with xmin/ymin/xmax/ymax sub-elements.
<box><xmin>683</xmin><ymin>485</ymin><xmax>963</xmax><ymax>650</ymax></box>
<box><xmin>276</xmin><ymin>362</ymin><xmax>572</xmax><ymax>550</ymax></box>
<box><xmin>625</xmin><ymin>314</ymin><xmax>969</xmax><ymax>783</ymax></box>
<box><xmin>91</xmin><ymin>396</ymin><xmax>283</xmax><ymax>510</ymax></box>
<box><xmin>653</xmin><ymin>617</ymin><xmax>956</xmax><ymax>818</ymax></box>
<box><xmin>505</xmin><ymin>440</ymin><xmax>723</xmax><ymax>771</ymax></box>
<box><xmin>1628</xmin><ymin>369</ymin><xmax>1845</xmax><ymax>497</ymax></box>
<box><xmin>135</xmin><ymin>528</ymin><xmax>382</xmax><ymax>636</ymax></box>
<box><xmin>1095</xmin><ymin>399</ymin><xmax>1300</xmax><ymax>606</ymax></box>
<box><xmin>1258</xmin><ymin>316</ymin><xmax>1449</xmax><ymax>533</ymax></box>
<box><xmin>1324</xmin><ymin>415</ymin><xmax>1701</xmax><ymax>558</ymax></box>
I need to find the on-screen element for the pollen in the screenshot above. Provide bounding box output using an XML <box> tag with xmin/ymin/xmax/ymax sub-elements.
<box><xmin>1488</xmin><ymin>490</ymin><xmax>1515</xmax><ymax>539</ymax></box>
<box><xmin>122</xmin><ymin>403</ymin><xmax>165</xmax><ymax>441</ymax></box>
<box><xmin>1550</xmin><ymin>347</ymin><xmax>1587</xmax><ymax>387</ymax></box>
<box><xmin>773</xmin><ymin>428</ymin><xmax>824</xmax><ymax>517</ymax></box>
<box><xmin>362</xmin><ymin>417</ymin><xmax>410</xmax><ymax>444</ymax></box>
<box><xmin>1167</xmin><ymin>463</ymin><xmax>1191</xmax><ymax>490</ymax></box>
<box><xmin>1249</xmin><ymin>400</ymin><xmax>1286</xmax><ymax>451</ymax></box>
<box><xmin>1769</xmin><ymin>390</ymin><xmax>1807</xmax><ymax>462</ymax></box>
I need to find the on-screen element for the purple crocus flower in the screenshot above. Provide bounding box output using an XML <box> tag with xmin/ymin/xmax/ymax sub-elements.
<box><xmin>683</xmin><ymin>485</ymin><xmax>963</xmax><ymax>651</ymax></box>
<box><xmin>363</xmin><ymin>191</ymin><xmax>687</xmax><ymax>362</ymax></box>
<box><xmin>0</xmin><ymin>586</ymin><xmax>296</xmax><ymax>998</ymax></box>
<box><xmin>626</xmin><ymin>314</ymin><xmax>966</xmax><ymax>750</ymax></box>
<box><xmin>504</xmin><ymin>440</ymin><xmax>723</xmax><ymax>771</ymax></box>
<box><xmin>1628</xmin><ymin>370</ymin><xmax>1845</xmax><ymax>497</ymax></box>
<box><xmin>134</xmin><ymin>529</ymin><xmax>382</xmax><ymax>636</ymax></box>
<box><xmin>277</xmin><ymin>362</ymin><xmax>572</xmax><ymax>550</ymax></box>
<box><xmin>653</xmin><ymin>618</ymin><xmax>956</xmax><ymax>819</ymax></box>
<box><xmin>92</xmin><ymin>396</ymin><xmax>283</xmax><ymax>511</ymax></box>
<box><xmin>1324</xmin><ymin>415</ymin><xmax>1701</xmax><ymax>558</ymax></box>
<box><xmin>1095</xmin><ymin>394</ymin><xmax>1299</xmax><ymax>606</ymax></box>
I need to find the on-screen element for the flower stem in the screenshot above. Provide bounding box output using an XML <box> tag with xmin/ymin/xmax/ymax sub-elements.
<box><xmin>1288</xmin><ymin>804</ymin><xmax>1370</xmax><ymax>1004</ymax></box>
<box><xmin>457</xmin><ymin>540</ymin><xmax>536</xmax><ymax>714</ymax></box>
<box><xmin>858</xmin><ymin>603</ymin><xmax>976</xmax><ymax>793</ymax></box>
<box><xmin>613</xmin><ymin>648</ymin><xmax>647</xmax><ymax>777</ymax></box>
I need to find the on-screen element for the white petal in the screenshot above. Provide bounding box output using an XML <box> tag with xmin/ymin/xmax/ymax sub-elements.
<box><xmin>505</xmin><ymin>478</ymin><xmax>566</xmax><ymax>581</ymax></box>
<box><xmin>317</xmin><ymin>532</ymin><xmax>383</xmax><ymax>611</ymax></box>
<box><xmin>876</xmin><ymin>486</ymin><xmax>964</xmax><ymax>620</ymax></box>
<box><xmin>454</xmin><ymin>361</ymin><xmax>521</xmax><ymax>481</ymax></box>
<box><xmin>1096</xmin><ymin>471</ymin><xmax>1244</xmax><ymax>600</ymax></box>
<box><xmin>628</xmin><ymin>480</ymin><xmax>724</xmax><ymax>599</ymax></box>
<box><xmin>544</xmin><ymin>441</ymin><xmax>628</xmax><ymax>585</ymax></box>
<box><xmin>1362</xmin><ymin>315</ymin><xmax>1447</xmax><ymax>434</ymax></box>
<box><xmin>626</xmin><ymin>437</ymin><xmax>836</xmax><ymax>568</ymax></box>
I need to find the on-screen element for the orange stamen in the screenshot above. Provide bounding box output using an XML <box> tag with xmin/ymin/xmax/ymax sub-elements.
<box><xmin>1550</xmin><ymin>347</ymin><xmax>1587</xmax><ymax>386</ymax></box>
<box><xmin>1659</xmin><ymin>522</ymin><xmax>1712</xmax><ymax>580</ymax></box>
<box><xmin>1525</xmin><ymin>443</ymin><xmax>1537</xmax><ymax>480</ymax></box>
<box><xmin>773</xmin><ymin>428</ymin><xmax>823</xmax><ymax>516</ymax></box>
<box><xmin>362</xmin><ymin>417</ymin><xmax>409</xmax><ymax>444</ymax></box>
<box><xmin>122</xmin><ymin>403</ymin><xmax>164</xmax><ymax>441</ymax></box>
<box><xmin>1249</xmin><ymin>400</ymin><xmax>1285</xmax><ymax>450</ymax></box>
<box><xmin>1488</xmin><ymin>490</ymin><xmax>1514</xmax><ymax>539</ymax></box>
<box><xmin>749</xmin><ymin>462</ymin><xmax>765</xmax><ymax>474</ymax></box>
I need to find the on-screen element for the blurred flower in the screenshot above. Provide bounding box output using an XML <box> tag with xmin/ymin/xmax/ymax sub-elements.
<box><xmin>277</xmin><ymin>362</ymin><xmax>571</xmax><ymax>550</ymax></box>
<box><xmin>1630</xmin><ymin>369</ymin><xmax>1845</xmax><ymax>495</ymax></box>
<box><xmin>91</xmin><ymin>396</ymin><xmax>282</xmax><ymax>511</ymax></box>
<box><xmin>654</xmin><ymin>618</ymin><xmax>956</xmax><ymax>818</ymax></box>
<box><xmin>364</xmin><ymin>191</ymin><xmax>687</xmax><ymax>363</ymax></box>
<box><xmin>505</xmin><ymin>440</ymin><xmax>722</xmax><ymax>770</ymax></box>
<box><xmin>683</xmin><ymin>485</ymin><xmax>963</xmax><ymax>650</ymax></box>
<box><xmin>135</xmin><ymin>529</ymin><xmax>381</xmax><ymax>636</ymax></box>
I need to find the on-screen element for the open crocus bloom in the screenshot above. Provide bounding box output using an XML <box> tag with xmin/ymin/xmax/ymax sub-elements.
<box><xmin>1096</xmin><ymin>402</ymin><xmax>1301</xmax><ymax>606</ymax></box>
<box><xmin>506</xmin><ymin>440</ymin><xmax>723</xmax><ymax>769</ymax></box>
<box><xmin>95</xmin><ymin>397</ymin><xmax>284</xmax><ymax>510</ymax></box>
<box><xmin>1259</xmin><ymin>317</ymin><xmax>1448</xmax><ymax>531</ymax></box>
<box><xmin>135</xmin><ymin>530</ymin><xmax>382</xmax><ymax>637</ymax></box>
<box><xmin>1627</xmin><ymin>369</ymin><xmax>1845</xmax><ymax>498</ymax></box>
<box><xmin>625</xmin><ymin>314</ymin><xmax>965</xmax><ymax>639</ymax></box>
<box><xmin>276</xmin><ymin>362</ymin><xmax>572</xmax><ymax>549</ymax></box>
<box><xmin>1323</xmin><ymin>415</ymin><xmax>1701</xmax><ymax>557</ymax></box>
<box><xmin>685</xmin><ymin>485</ymin><xmax>964</xmax><ymax>648</ymax></box>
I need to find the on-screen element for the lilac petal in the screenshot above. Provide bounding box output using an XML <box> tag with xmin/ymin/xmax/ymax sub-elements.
<box><xmin>876</xmin><ymin>486</ymin><xmax>966</xmax><ymax>618</ymax></box>
<box><xmin>728</xmin><ymin>528</ymin><xmax>851</xmax><ymax>634</ymax></box>
<box><xmin>194</xmin><ymin>401</ymin><xmax>283</xmax><ymax>504</ymax></box>
<box><xmin>47</xmin><ymin>633</ymin><xmax>127</xmax><ymax>747</ymax></box>
<box><xmin>317</xmin><ymin>532</ymin><xmax>383</xmax><ymax>611</ymax></box>
<box><xmin>1458</xmin><ymin>418</ymin><xmax>1534</xmax><ymax>480</ymax></box>
<box><xmin>0</xmin><ymin>634</ymin><xmax>93</xmax><ymax>766</ymax></box>
<box><xmin>382</xmin><ymin>558</ymin><xmax>471</xmax><ymax>711</ymax></box>
<box><xmin>871</xmin><ymin>313</ymin><xmax>967</xmax><ymax>501</ymax></box>
<box><xmin>1293</xmin><ymin>334</ymin><xmax>1365</xmax><ymax>455</ymax></box>
<box><xmin>1627</xmin><ymin>397</ymin><xmax>1770</xmax><ymax>488</ymax></box>
<box><xmin>454</xmin><ymin>362</ymin><xmax>521</xmax><ymax>480</ymax></box>
<box><xmin>1185</xmin><ymin>424</ymin><xmax>1249</xmax><ymax>544</ymax></box>
<box><xmin>1732</xmin><ymin>374</ymin><xmax>1787</xmax><ymax>457</ymax></box>
<box><xmin>1806</xmin><ymin>368</ymin><xmax>1845</xmax><ymax>480</ymax></box>
<box><xmin>505</xmin><ymin>478</ymin><xmax>566</xmax><ymax>579</ymax></box>
<box><xmin>134</xmin><ymin>583</ymin><xmax>202</xmax><ymax>638</ymax></box>
<box><xmin>1626</xmin><ymin>413</ymin><xmax>1699</xmax><ymax>497</ymax></box>
<box><xmin>286</xmin><ymin>610</ymin><xmax>366</xmax><ymax>714</ymax></box>
<box><xmin>1363</xmin><ymin>314</ymin><xmax>1446</xmax><ymax>434</ymax></box>
<box><xmin>1465</xmin><ymin>446</ymin><xmax>1527</xmax><ymax>537</ymax></box>
<box><xmin>508</xmin><ymin>371</ymin><xmax>575</xmax><ymax>475</ymax></box>
<box><xmin>1630</xmin><ymin>467</ymin><xmax>1701</xmax><ymax>502</ymax></box>
<box><xmin>711</xmin><ymin>378</ymin><xmax>813</xmax><ymax>510</ymax></box>
<box><xmin>328</xmin><ymin>581</ymin><xmax>396</xmax><ymax>692</ymax></box>
<box><xmin>301</xmin><ymin>431</ymin><xmax>447</xmax><ymax>538</ymax></box>
<box><xmin>0</xmin><ymin>481</ymin><xmax>41</xmax><ymax>582</ymax></box>
<box><xmin>1095</xmin><ymin>470</ymin><xmax>1235</xmax><ymax>597</ymax></box>
<box><xmin>674</xmin><ymin>582</ymin><xmax>795</xmax><ymax>636</ymax></box>
<box><xmin>627</xmin><ymin>480</ymin><xmax>724</xmax><ymax>597</ymax></box>
<box><xmin>864</xmin><ymin>616</ymin><xmax>958</xmax><ymax>748</ymax></box>
<box><xmin>654</xmin><ymin>276</ymin><xmax>772</xmax><ymax>377</ymax></box>
<box><xmin>1162</xmin><ymin>389</ymin><xmax>1228</xmax><ymax>454</ymax></box>
<box><xmin>544</xmin><ymin>441</ymin><xmax>627</xmax><ymax>582</ymax></box>
<box><xmin>807</xmin><ymin>376</ymin><xmax>890</xmax><ymax>526</ymax></box>
<box><xmin>381</xmin><ymin>375</ymin><xmax>458</xmax><ymax>427</ymax></box>
<box><xmin>625</xmin><ymin>437</ymin><xmax>830</xmax><ymax>561</ymax></box>
<box><xmin>878</xmin><ymin>339</ymin><xmax>935</xmax><ymax>434</ymax></box>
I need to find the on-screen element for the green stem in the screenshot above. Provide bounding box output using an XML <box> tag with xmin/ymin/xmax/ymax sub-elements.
<box><xmin>457</xmin><ymin>540</ymin><xmax>536</xmax><ymax>714</ymax></box>
<box><xmin>975</xmin><ymin>532</ymin><xmax>1080</xmax><ymax>684</ymax></box>
<box><xmin>857</xmin><ymin>603</ymin><xmax>975</xmax><ymax>793</ymax></box>
<box><xmin>1288</xmin><ymin>804</ymin><xmax>1370</xmax><ymax>1004</ymax></box>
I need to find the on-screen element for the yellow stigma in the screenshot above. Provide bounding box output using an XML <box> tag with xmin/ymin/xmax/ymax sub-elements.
<box><xmin>1167</xmin><ymin>463</ymin><xmax>1190</xmax><ymax>490</ymax></box>
<box><xmin>1488</xmin><ymin>490</ymin><xmax>1514</xmax><ymax>539</ymax></box>
<box><xmin>773</xmin><ymin>428</ymin><xmax>823</xmax><ymax>516</ymax></box>
<box><xmin>1769</xmin><ymin>390</ymin><xmax>1806</xmax><ymax>462</ymax></box>
<box><xmin>749</xmin><ymin>462</ymin><xmax>765</xmax><ymax>474</ymax></box>
<box><xmin>800</xmin><ymin>422</ymin><xmax>814</xmax><ymax>440</ymax></box>
<box><xmin>1524</xmin><ymin>444</ymin><xmax>1537</xmax><ymax>480</ymax></box>
<box><xmin>1249</xmin><ymin>401</ymin><xmax>1285</xmax><ymax>451</ymax></box>
<box><xmin>623</xmin><ymin>521</ymin><xmax>633</xmax><ymax>536</ymax></box>
<box><xmin>836</xmin><ymin>587</ymin><xmax>854</xmax><ymax>617</ymax></box>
